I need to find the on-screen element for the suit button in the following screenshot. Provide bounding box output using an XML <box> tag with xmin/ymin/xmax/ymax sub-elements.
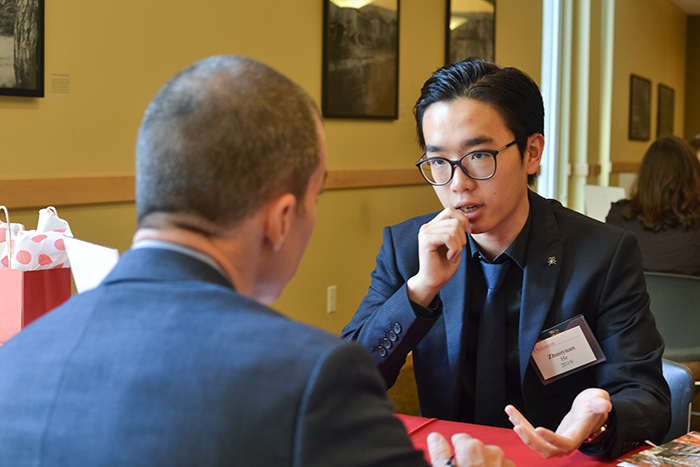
<box><xmin>377</xmin><ymin>346</ymin><xmax>387</xmax><ymax>357</ymax></box>
<box><xmin>393</xmin><ymin>323</ymin><xmax>402</xmax><ymax>334</ymax></box>
<box><xmin>388</xmin><ymin>331</ymin><xmax>397</xmax><ymax>341</ymax></box>
<box><xmin>382</xmin><ymin>338</ymin><xmax>392</xmax><ymax>349</ymax></box>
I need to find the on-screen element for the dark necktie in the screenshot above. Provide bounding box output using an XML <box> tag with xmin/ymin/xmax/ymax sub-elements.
<box><xmin>474</xmin><ymin>260</ymin><xmax>511</xmax><ymax>427</ymax></box>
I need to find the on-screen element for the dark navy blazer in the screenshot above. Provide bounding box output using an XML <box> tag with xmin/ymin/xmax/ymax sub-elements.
<box><xmin>343</xmin><ymin>190</ymin><xmax>671</xmax><ymax>458</ymax></box>
<box><xmin>0</xmin><ymin>248</ymin><xmax>426</xmax><ymax>467</ymax></box>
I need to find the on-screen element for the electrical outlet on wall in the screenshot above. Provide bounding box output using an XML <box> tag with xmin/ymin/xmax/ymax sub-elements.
<box><xmin>327</xmin><ymin>285</ymin><xmax>337</xmax><ymax>314</ymax></box>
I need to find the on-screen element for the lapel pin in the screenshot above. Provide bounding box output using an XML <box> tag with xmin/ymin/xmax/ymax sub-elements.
<box><xmin>547</xmin><ymin>256</ymin><xmax>557</xmax><ymax>266</ymax></box>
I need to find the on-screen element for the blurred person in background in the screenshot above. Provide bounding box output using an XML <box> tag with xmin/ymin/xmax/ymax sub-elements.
<box><xmin>606</xmin><ymin>135</ymin><xmax>700</xmax><ymax>276</ymax></box>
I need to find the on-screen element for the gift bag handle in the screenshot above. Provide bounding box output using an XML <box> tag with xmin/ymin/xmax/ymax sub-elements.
<box><xmin>0</xmin><ymin>205</ymin><xmax>11</xmax><ymax>269</ymax></box>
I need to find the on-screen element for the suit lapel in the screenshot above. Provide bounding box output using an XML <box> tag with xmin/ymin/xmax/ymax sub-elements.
<box><xmin>519</xmin><ymin>191</ymin><xmax>564</xmax><ymax>382</ymax></box>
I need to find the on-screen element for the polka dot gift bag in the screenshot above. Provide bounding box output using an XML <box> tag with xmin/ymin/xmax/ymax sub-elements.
<box><xmin>0</xmin><ymin>206</ymin><xmax>73</xmax><ymax>343</ymax></box>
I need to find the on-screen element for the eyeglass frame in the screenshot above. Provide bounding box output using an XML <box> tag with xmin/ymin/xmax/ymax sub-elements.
<box><xmin>415</xmin><ymin>136</ymin><xmax>528</xmax><ymax>186</ymax></box>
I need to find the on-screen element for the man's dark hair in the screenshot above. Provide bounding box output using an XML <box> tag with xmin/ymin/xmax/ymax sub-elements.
<box><xmin>414</xmin><ymin>58</ymin><xmax>544</xmax><ymax>185</ymax></box>
<box><xmin>135</xmin><ymin>55</ymin><xmax>321</xmax><ymax>233</ymax></box>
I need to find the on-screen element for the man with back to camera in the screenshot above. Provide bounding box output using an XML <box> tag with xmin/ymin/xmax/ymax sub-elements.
<box><xmin>0</xmin><ymin>55</ymin><xmax>514</xmax><ymax>467</ymax></box>
<box><xmin>343</xmin><ymin>58</ymin><xmax>671</xmax><ymax>459</ymax></box>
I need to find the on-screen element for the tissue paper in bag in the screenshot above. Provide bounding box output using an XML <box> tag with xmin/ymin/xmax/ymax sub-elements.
<box><xmin>0</xmin><ymin>207</ymin><xmax>73</xmax><ymax>270</ymax></box>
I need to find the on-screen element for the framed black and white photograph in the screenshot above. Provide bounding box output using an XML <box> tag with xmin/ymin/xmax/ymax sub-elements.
<box><xmin>657</xmin><ymin>83</ymin><xmax>674</xmax><ymax>138</ymax></box>
<box><xmin>0</xmin><ymin>0</ymin><xmax>44</xmax><ymax>97</ymax></box>
<box><xmin>628</xmin><ymin>74</ymin><xmax>651</xmax><ymax>141</ymax></box>
<box><xmin>322</xmin><ymin>0</ymin><xmax>399</xmax><ymax>119</ymax></box>
<box><xmin>446</xmin><ymin>0</ymin><xmax>495</xmax><ymax>65</ymax></box>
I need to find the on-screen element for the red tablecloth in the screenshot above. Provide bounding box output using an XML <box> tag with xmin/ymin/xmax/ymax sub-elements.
<box><xmin>396</xmin><ymin>414</ymin><xmax>643</xmax><ymax>466</ymax></box>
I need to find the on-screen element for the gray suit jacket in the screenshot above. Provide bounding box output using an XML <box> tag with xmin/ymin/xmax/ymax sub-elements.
<box><xmin>0</xmin><ymin>247</ymin><xmax>427</xmax><ymax>467</ymax></box>
<box><xmin>343</xmin><ymin>190</ymin><xmax>671</xmax><ymax>457</ymax></box>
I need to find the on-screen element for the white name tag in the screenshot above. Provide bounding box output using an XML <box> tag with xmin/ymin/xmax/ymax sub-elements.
<box><xmin>529</xmin><ymin>315</ymin><xmax>606</xmax><ymax>385</ymax></box>
<box><xmin>531</xmin><ymin>326</ymin><xmax>596</xmax><ymax>380</ymax></box>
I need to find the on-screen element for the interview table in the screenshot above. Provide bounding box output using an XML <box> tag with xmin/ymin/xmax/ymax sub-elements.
<box><xmin>396</xmin><ymin>414</ymin><xmax>644</xmax><ymax>466</ymax></box>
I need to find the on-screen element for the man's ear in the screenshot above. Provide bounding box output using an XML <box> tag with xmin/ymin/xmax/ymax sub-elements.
<box><xmin>265</xmin><ymin>193</ymin><xmax>297</xmax><ymax>252</ymax></box>
<box><xmin>525</xmin><ymin>133</ymin><xmax>544</xmax><ymax>176</ymax></box>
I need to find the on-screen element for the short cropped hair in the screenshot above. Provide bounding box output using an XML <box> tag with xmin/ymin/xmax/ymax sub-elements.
<box><xmin>414</xmin><ymin>58</ymin><xmax>544</xmax><ymax>185</ymax></box>
<box><xmin>136</xmin><ymin>55</ymin><xmax>321</xmax><ymax>232</ymax></box>
<box><xmin>624</xmin><ymin>136</ymin><xmax>700</xmax><ymax>232</ymax></box>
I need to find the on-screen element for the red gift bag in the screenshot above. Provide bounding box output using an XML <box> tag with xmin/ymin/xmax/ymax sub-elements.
<box><xmin>0</xmin><ymin>267</ymin><xmax>72</xmax><ymax>343</ymax></box>
<box><xmin>0</xmin><ymin>205</ymin><xmax>73</xmax><ymax>344</ymax></box>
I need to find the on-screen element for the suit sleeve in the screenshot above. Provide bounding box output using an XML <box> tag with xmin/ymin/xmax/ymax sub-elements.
<box><xmin>293</xmin><ymin>342</ymin><xmax>429</xmax><ymax>467</ymax></box>
<box><xmin>581</xmin><ymin>230</ymin><xmax>671</xmax><ymax>457</ymax></box>
<box><xmin>341</xmin><ymin>225</ymin><xmax>440</xmax><ymax>387</ymax></box>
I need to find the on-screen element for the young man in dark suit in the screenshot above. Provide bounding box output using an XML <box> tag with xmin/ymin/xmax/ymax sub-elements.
<box><xmin>343</xmin><ymin>58</ymin><xmax>671</xmax><ymax>459</ymax></box>
<box><xmin>0</xmin><ymin>56</ymin><xmax>512</xmax><ymax>467</ymax></box>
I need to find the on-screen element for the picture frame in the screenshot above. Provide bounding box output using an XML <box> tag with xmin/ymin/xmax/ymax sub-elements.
<box><xmin>0</xmin><ymin>0</ymin><xmax>44</xmax><ymax>97</ymax></box>
<box><xmin>657</xmin><ymin>83</ymin><xmax>674</xmax><ymax>138</ymax></box>
<box><xmin>446</xmin><ymin>0</ymin><xmax>495</xmax><ymax>65</ymax></box>
<box><xmin>322</xmin><ymin>0</ymin><xmax>400</xmax><ymax>119</ymax></box>
<box><xmin>628</xmin><ymin>74</ymin><xmax>651</xmax><ymax>141</ymax></box>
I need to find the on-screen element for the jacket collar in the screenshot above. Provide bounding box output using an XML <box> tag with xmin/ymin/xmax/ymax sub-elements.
<box><xmin>102</xmin><ymin>247</ymin><xmax>234</xmax><ymax>290</ymax></box>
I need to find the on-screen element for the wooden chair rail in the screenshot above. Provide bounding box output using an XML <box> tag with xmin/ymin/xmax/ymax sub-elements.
<box><xmin>0</xmin><ymin>163</ymin><xmax>640</xmax><ymax>210</ymax></box>
<box><xmin>0</xmin><ymin>169</ymin><xmax>427</xmax><ymax>209</ymax></box>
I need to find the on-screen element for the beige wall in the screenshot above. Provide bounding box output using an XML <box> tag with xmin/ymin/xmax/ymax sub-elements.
<box><xmin>495</xmin><ymin>0</ymin><xmax>543</xmax><ymax>84</ymax></box>
<box><xmin>0</xmin><ymin>1</ymin><xmax>542</xmax><ymax>334</ymax></box>
<box><xmin>610</xmin><ymin>0</ymin><xmax>687</xmax><ymax>168</ymax></box>
<box><xmin>1</xmin><ymin>0</ymin><xmax>693</xmax><ymax>333</ymax></box>
<box><xmin>685</xmin><ymin>15</ymin><xmax>700</xmax><ymax>140</ymax></box>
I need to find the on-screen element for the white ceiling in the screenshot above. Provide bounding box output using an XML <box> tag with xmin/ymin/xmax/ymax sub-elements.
<box><xmin>669</xmin><ymin>0</ymin><xmax>700</xmax><ymax>15</ymax></box>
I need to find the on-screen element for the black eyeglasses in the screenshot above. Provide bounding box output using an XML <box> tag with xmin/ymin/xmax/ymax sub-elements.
<box><xmin>416</xmin><ymin>137</ymin><xmax>526</xmax><ymax>186</ymax></box>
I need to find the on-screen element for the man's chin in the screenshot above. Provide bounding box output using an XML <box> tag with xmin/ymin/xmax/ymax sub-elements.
<box><xmin>468</xmin><ymin>223</ymin><xmax>486</xmax><ymax>235</ymax></box>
